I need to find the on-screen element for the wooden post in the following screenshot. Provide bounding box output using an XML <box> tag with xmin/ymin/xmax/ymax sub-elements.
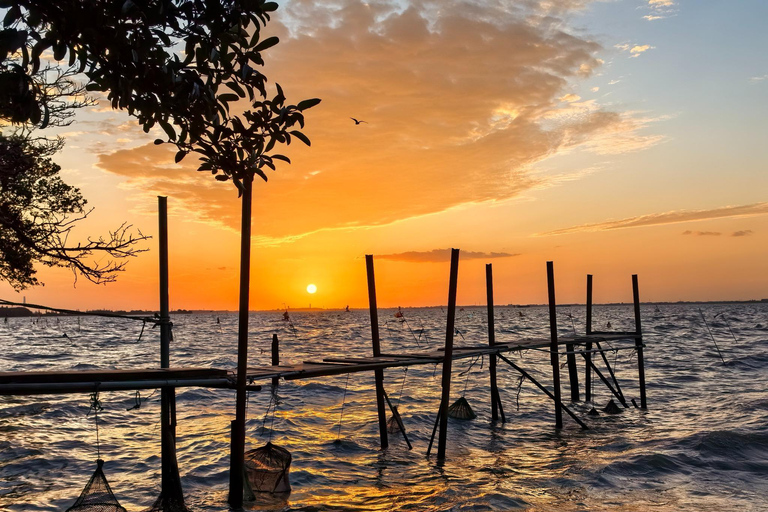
<box><xmin>271</xmin><ymin>333</ymin><xmax>279</xmax><ymax>388</ymax></box>
<box><xmin>157</xmin><ymin>196</ymin><xmax>186</xmax><ymax>511</ymax></box>
<box><xmin>486</xmin><ymin>264</ymin><xmax>505</xmax><ymax>422</ymax></box>
<box><xmin>437</xmin><ymin>249</ymin><xmax>460</xmax><ymax>460</ymax></box>
<box><xmin>632</xmin><ymin>275</ymin><xmax>647</xmax><ymax>409</ymax></box>
<box><xmin>585</xmin><ymin>274</ymin><xmax>593</xmax><ymax>403</ymax></box>
<box><xmin>229</xmin><ymin>174</ymin><xmax>253</xmax><ymax>508</ymax></box>
<box><xmin>546</xmin><ymin>261</ymin><xmax>563</xmax><ymax>429</ymax></box>
<box><xmin>365</xmin><ymin>255</ymin><xmax>388</xmax><ymax>450</ymax></box>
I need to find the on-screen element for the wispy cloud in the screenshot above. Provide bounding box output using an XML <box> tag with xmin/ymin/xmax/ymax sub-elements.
<box><xmin>750</xmin><ymin>74</ymin><xmax>768</xmax><ymax>83</ymax></box>
<box><xmin>644</xmin><ymin>0</ymin><xmax>677</xmax><ymax>20</ymax></box>
<box><xmin>682</xmin><ymin>230</ymin><xmax>720</xmax><ymax>236</ymax></box>
<box><xmin>616</xmin><ymin>43</ymin><xmax>654</xmax><ymax>58</ymax></box>
<box><xmin>540</xmin><ymin>203</ymin><xmax>768</xmax><ymax>236</ymax></box>
<box><xmin>377</xmin><ymin>249</ymin><xmax>519</xmax><ymax>263</ymax></box>
<box><xmin>731</xmin><ymin>230</ymin><xmax>754</xmax><ymax>237</ymax></box>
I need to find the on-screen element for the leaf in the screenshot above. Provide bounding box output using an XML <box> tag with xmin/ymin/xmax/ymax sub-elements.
<box><xmin>253</xmin><ymin>36</ymin><xmax>279</xmax><ymax>52</ymax></box>
<box><xmin>254</xmin><ymin>168</ymin><xmax>268</xmax><ymax>182</ymax></box>
<box><xmin>271</xmin><ymin>154</ymin><xmax>290</xmax><ymax>163</ymax></box>
<box><xmin>159</xmin><ymin>120</ymin><xmax>176</xmax><ymax>140</ymax></box>
<box><xmin>174</xmin><ymin>150</ymin><xmax>187</xmax><ymax>163</ymax></box>
<box><xmin>225</xmin><ymin>81</ymin><xmax>246</xmax><ymax>98</ymax></box>
<box><xmin>219</xmin><ymin>93</ymin><xmax>239</xmax><ymax>103</ymax></box>
<box><xmin>297</xmin><ymin>98</ymin><xmax>321</xmax><ymax>111</ymax></box>
<box><xmin>290</xmin><ymin>130</ymin><xmax>311</xmax><ymax>146</ymax></box>
<box><xmin>263</xmin><ymin>2</ymin><xmax>279</xmax><ymax>11</ymax></box>
<box><xmin>215</xmin><ymin>175</ymin><xmax>229</xmax><ymax>181</ymax></box>
<box><xmin>154</xmin><ymin>139</ymin><xmax>164</xmax><ymax>145</ymax></box>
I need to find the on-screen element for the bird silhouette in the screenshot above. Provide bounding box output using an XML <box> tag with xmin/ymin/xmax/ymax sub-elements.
<box><xmin>350</xmin><ymin>117</ymin><xmax>367</xmax><ymax>125</ymax></box>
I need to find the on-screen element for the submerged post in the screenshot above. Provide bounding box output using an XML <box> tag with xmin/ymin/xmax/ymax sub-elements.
<box><xmin>437</xmin><ymin>248</ymin><xmax>460</xmax><ymax>460</ymax></box>
<box><xmin>229</xmin><ymin>174</ymin><xmax>253</xmax><ymax>508</ymax></box>
<box><xmin>486</xmin><ymin>264</ymin><xmax>504</xmax><ymax>422</ymax></box>
<box><xmin>157</xmin><ymin>196</ymin><xmax>186</xmax><ymax>511</ymax></box>
<box><xmin>585</xmin><ymin>274</ymin><xmax>593</xmax><ymax>402</ymax></box>
<box><xmin>365</xmin><ymin>255</ymin><xmax>388</xmax><ymax>450</ymax></box>
<box><xmin>546</xmin><ymin>261</ymin><xmax>563</xmax><ymax>429</ymax></box>
<box><xmin>272</xmin><ymin>333</ymin><xmax>280</xmax><ymax>388</ymax></box>
<box><xmin>632</xmin><ymin>275</ymin><xmax>647</xmax><ymax>409</ymax></box>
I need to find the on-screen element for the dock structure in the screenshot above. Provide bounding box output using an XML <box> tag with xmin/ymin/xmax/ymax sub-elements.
<box><xmin>0</xmin><ymin>199</ymin><xmax>649</xmax><ymax>506</ymax></box>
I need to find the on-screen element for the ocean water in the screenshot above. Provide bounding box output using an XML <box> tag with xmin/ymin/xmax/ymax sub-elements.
<box><xmin>1</xmin><ymin>303</ymin><xmax>767</xmax><ymax>511</ymax></box>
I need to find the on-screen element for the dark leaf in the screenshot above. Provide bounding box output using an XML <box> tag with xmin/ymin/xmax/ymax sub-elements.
<box><xmin>253</xmin><ymin>36</ymin><xmax>279</xmax><ymax>52</ymax></box>
<box><xmin>290</xmin><ymin>130</ymin><xmax>311</xmax><ymax>146</ymax></box>
<box><xmin>297</xmin><ymin>98</ymin><xmax>321</xmax><ymax>111</ymax></box>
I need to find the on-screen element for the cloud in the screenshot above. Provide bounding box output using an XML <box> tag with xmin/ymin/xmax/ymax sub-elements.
<box><xmin>616</xmin><ymin>43</ymin><xmax>654</xmax><ymax>58</ymax></box>
<box><xmin>731</xmin><ymin>230</ymin><xmax>754</xmax><ymax>237</ymax></box>
<box><xmin>377</xmin><ymin>249</ymin><xmax>519</xmax><ymax>263</ymax></box>
<box><xmin>750</xmin><ymin>74</ymin><xmax>768</xmax><ymax>83</ymax></box>
<box><xmin>645</xmin><ymin>0</ymin><xmax>677</xmax><ymax>20</ymax></box>
<box><xmin>630</xmin><ymin>45</ymin><xmax>653</xmax><ymax>57</ymax></box>
<box><xmin>540</xmin><ymin>202</ymin><xmax>768</xmax><ymax>236</ymax></box>
<box><xmin>682</xmin><ymin>230</ymin><xmax>721</xmax><ymax>236</ymax></box>
<box><xmin>94</xmin><ymin>0</ymin><xmax>663</xmax><ymax>245</ymax></box>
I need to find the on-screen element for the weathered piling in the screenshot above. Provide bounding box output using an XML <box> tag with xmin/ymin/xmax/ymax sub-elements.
<box><xmin>486</xmin><ymin>264</ymin><xmax>505</xmax><ymax>422</ymax></box>
<box><xmin>585</xmin><ymin>274</ymin><xmax>593</xmax><ymax>402</ymax></box>
<box><xmin>157</xmin><ymin>196</ymin><xmax>187</xmax><ymax>511</ymax></box>
<box><xmin>633</xmin><ymin>275</ymin><xmax>647</xmax><ymax>409</ymax></box>
<box><xmin>437</xmin><ymin>248</ymin><xmax>460</xmax><ymax>460</ymax></box>
<box><xmin>229</xmin><ymin>174</ymin><xmax>254</xmax><ymax>508</ymax></box>
<box><xmin>546</xmin><ymin>261</ymin><xmax>564</xmax><ymax>429</ymax></box>
<box><xmin>365</xmin><ymin>255</ymin><xmax>389</xmax><ymax>450</ymax></box>
<box><xmin>272</xmin><ymin>334</ymin><xmax>280</xmax><ymax>388</ymax></box>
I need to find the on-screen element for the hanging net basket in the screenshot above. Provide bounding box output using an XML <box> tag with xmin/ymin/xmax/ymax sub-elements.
<box><xmin>447</xmin><ymin>396</ymin><xmax>476</xmax><ymax>420</ymax></box>
<box><xmin>244</xmin><ymin>442</ymin><xmax>292</xmax><ymax>495</ymax></box>
<box><xmin>65</xmin><ymin>459</ymin><xmax>127</xmax><ymax>512</ymax></box>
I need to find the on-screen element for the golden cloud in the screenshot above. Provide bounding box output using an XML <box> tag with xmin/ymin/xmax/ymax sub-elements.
<box><xmin>95</xmin><ymin>0</ymin><xmax>662</xmax><ymax>245</ymax></box>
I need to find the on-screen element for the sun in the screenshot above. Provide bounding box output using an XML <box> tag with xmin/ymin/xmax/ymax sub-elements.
<box><xmin>306</xmin><ymin>284</ymin><xmax>317</xmax><ymax>294</ymax></box>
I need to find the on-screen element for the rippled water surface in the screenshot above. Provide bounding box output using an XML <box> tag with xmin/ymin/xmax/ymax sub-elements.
<box><xmin>1</xmin><ymin>303</ymin><xmax>767</xmax><ymax>511</ymax></box>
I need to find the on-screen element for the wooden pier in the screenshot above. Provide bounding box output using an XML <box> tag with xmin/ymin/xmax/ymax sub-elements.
<box><xmin>0</xmin><ymin>200</ymin><xmax>649</xmax><ymax>509</ymax></box>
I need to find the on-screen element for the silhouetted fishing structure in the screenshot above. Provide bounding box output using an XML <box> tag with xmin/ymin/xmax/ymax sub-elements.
<box><xmin>0</xmin><ymin>199</ymin><xmax>649</xmax><ymax>509</ymax></box>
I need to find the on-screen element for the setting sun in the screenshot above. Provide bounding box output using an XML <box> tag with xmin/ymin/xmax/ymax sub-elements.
<box><xmin>306</xmin><ymin>284</ymin><xmax>317</xmax><ymax>294</ymax></box>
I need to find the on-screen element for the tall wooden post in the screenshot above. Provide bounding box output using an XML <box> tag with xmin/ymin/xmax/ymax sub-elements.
<box><xmin>365</xmin><ymin>255</ymin><xmax>388</xmax><ymax>450</ymax></box>
<box><xmin>437</xmin><ymin>249</ymin><xmax>460</xmax><ymax>460</ymax></box>
<box><xmin>486</xmin><ymin>264</ymin><xmax>504</xmax><ymax>422</ymax></box>
<box><xmin>229</xmin><ymin>175</ymin><xmax>253</xmax><ymax>508</ymax></box>
<box><xmin>271</xmin><ymin>333</ymin><xmax>279</xmax><ymax>388</ymax></box>
<box><xmin>546</xmin><ymin>261</ymin><xmax>563</xmax><ymax>429</ymax></box>
<box><xmin>157</xmin><ymin>196</ymin><xmax>186</xmax><ymax>511</ymax></box>
<box><xmin>632</xmin><ymin>275</ymin><xmax>647</xmax><ymax>409</ymax></box>
<box><xmin>585</xmin><ymin>274</ymin><xmax>593</xmax><ymax>402</ymax></box>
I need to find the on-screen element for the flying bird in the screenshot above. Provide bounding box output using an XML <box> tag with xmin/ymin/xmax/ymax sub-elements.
<box><xmin>350</xmin><ymin>117</ymin><xmax>367</xmax><ymax>125</ymax></box>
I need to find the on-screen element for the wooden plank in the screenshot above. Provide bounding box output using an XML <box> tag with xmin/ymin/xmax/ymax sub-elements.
<box><xmin>0</xmin><ymin>367</ymin><xmax>228</xmax><ymax>385</ymax></box>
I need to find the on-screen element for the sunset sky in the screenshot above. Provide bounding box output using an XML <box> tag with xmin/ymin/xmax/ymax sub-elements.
<box><xmin>2</xmin><ymin>0</ymin><xmax>767</xmax><ymax>311</ymax></box>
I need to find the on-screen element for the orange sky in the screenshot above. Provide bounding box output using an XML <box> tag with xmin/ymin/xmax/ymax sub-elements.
<box><xmin>2</xmin><ymin>0</ymin><xmax>767</xmax><ymax>311</ymax></box>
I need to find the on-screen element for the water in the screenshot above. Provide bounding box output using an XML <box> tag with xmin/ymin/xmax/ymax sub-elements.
<box><xmin>1</xmin><ymin>304</ymin><xmax>767</xmax><ymax>511</ymax></box>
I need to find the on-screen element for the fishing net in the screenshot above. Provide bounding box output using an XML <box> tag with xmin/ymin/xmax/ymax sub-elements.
<box><xmin>447</xmin><ymin>396</ymin><xmax>476</xmax><ymax>420</ymax></box>
<box><xmin>142</xmin><ymin>429</ymin><xmax>189</xmax><ymax>512</ymax></box>
<box><xmin>65</xmin><ymin>459</ymin><xmax>126</xmax><ymax>512</ymax></box>
<box><xmin>602</xmin><ymin>399</ymin><xmax>622</xmax><ymax>414</ymax></box>
<box><xmin>244</xmin><ymin>442</ymin><xmax>292</xmax><ymax>495</ymax></box>
<box><xmin>387</xmin><ymin>405</ymin><xmax>405</xmax><ymax>434</ymax></box>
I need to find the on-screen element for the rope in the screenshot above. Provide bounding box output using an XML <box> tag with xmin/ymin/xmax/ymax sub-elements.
<box><xmin>714</xmin><ymin>312</ymin><xmax>739</xmax><ymax>342</ymax></box>
<box><xmin>699</xmin><ymin>309</ymin><xmax>726</xmax><ymax>364</ymax></box>
<box><xmin>514</xmin><ymin>375</ymin><xmax>525</xmax><ymax>410</ymax></box>
<box><xmin>395</xmin><ymin>368</ymin><xmax>408</xmax><ymax>407</ymax></box>
<box><xmin>336</xmin><ymin>373</ymin><xmax>351</xmax><ymax>442</ymax></box>
<box><xmin>126</xmin><ymin>389</ymin><xmax>157</xmax><ymax>411</ymax></box>
<box><xmin>401</xmin><ymin>315</ymin><xmax>422</xmax><ymax>348</ymax></box>
<box><xmin>87</xmin><ymin>390</ymin><xmax>103</xmax><ymax>460</ymax></box>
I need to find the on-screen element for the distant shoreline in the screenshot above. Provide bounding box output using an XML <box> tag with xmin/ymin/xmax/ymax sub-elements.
<box><xmin>4</xmin><ymin>299</ymin><xmax>766</xmax><ymax>317</ymax></box>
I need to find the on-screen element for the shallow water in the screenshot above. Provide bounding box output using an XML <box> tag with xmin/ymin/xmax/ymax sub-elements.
<box><xmin>1</xmin><ymin>303</ymin><xmax>767</xmax><ymax>511</ymax></box>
